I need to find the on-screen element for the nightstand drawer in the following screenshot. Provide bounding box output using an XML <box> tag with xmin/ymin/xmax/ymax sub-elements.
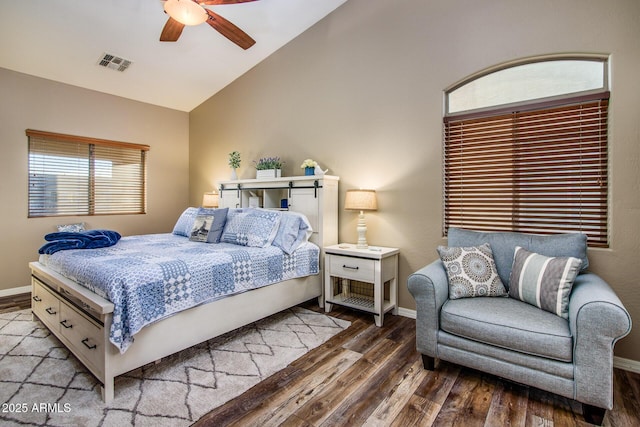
<box><xmin>329</xmin><ymin>254</ymin><xmax>375</xmax><ymax>282</ymax></box>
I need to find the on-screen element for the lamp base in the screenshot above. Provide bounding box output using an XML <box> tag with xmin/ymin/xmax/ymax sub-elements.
<box><xmin>356</xmin><ymin>211</ymin><xmax>369</xmax><ymax>249</ymax></box>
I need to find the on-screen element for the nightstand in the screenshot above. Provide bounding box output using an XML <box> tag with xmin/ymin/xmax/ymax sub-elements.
<box><xmin>324</xmin><ymin>243</ymin><xmax>399</xmax><ymax>326</ymax></box>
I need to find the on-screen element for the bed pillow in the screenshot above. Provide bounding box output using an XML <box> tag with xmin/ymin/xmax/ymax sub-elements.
<box><xmin>172</xmin><ymin>207</ymin><xmax>200</xmax><ymax>237</ymax></box>
<box><xmin>188</xmin><ymin>207</ymin><xmax>228</xmax><ymax>243</ymax></box>
<box><xmin>508</xmin><ymin>246</ymin><xmax>582</xmax><ymax>319</ymax></box>
<box><xmin>272</xmin><ymin>211</ymin><xmax>313</xmax><ymax>254</ymax></box>
<box><xmin>221</xmin><ymin>208</ymin><xmax>282</xmax><ymax>248</ymax></box>
<box><xmin>57</xmin><ymin>222</ymin><xmax>85</xmax><ymax>233</ymax></box>
<box><xmin>437</xmin><ymin>243</ymin><xmax>507</xmax><ymax>299</ymax></box>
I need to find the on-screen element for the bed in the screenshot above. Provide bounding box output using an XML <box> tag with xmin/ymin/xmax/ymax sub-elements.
<box><xmin>29</xmin><ymin>175</ymin><xmax>339</xmax><ymax>402</ymax></box>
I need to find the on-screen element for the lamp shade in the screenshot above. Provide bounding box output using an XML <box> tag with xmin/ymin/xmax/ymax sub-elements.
<box><xmin>344</xmin><ymin>189</ymin><xmax>377</xmax><ymax>211</ymax></box>
<box><xmin>164</xmin><ymin>0</ymin><xmax>208</xmax><ymax>26</ymax></box>
<box><xmin>202</xmin><ymin>192</ymin><xmax>219</xmax><ymax>208</ymax></box>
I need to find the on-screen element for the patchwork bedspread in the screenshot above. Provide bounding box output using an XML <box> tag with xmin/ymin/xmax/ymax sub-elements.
<box><xmin>39</xmin><ymin>233</ymin><xmax>320</xmax><ymax>353</ymax></box>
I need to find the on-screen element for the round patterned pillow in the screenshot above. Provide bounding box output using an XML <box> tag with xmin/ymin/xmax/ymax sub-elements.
<box><xmin>437</xmin><ymin>243</ymin><xmax>506</xmax><ymax>299</ymax></box>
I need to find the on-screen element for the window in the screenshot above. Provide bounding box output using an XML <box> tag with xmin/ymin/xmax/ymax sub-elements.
<box><xmin>27</xmin><ymin>129</ymin><xmax>149</xmax><ymax>217</ymax></box>
<box><xmin>443</xmin><ymin>56</ymin><xmax>609</xmax><ymax>247</ymax></box>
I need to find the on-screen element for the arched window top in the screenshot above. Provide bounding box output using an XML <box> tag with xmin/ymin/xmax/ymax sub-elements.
<box><xmin>446</xmin><ymin>55</ymin><xmax>608</xmax><ymax>115</ymax></box>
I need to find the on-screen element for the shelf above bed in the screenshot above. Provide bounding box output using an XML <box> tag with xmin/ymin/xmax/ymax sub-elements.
<box><xmin>217</xmin><ymin>175</ymin><xmax>339</xmax><ymax>250</ymax></box>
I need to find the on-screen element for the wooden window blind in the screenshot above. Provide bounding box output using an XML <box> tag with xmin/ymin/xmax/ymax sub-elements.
<box><xmin>443</xmin><ymin>92</ymin><xmax>609</xmax><ymax>247</ymax></box>
<box><xmin>27</xmin><ymin>130</ymin><xmax>149</xmax><ymax>217</ymax></box>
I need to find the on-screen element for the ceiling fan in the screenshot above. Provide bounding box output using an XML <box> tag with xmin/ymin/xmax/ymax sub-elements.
<box><xmin>160</xmin><ymin>0</ymin><xmax>258</xmax><ymax>50</ymax></box>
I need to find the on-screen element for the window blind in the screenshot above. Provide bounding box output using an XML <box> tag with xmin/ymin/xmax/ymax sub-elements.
<box><xmin>443</xmin><ymin>93</ymin><xmax>609</xmax><ymax>247</ymax></box>
<box><xmin>27</xmin><ymin>130</ymin><xmax>148</xmax><ymax>217</ymax></box>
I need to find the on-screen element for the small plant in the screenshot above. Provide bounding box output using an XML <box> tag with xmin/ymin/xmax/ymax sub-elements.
<box><xmin>228</xmin><ymin>151</ymin><xmax>241</xmax><ymax>169</ymax></box>
<box><xmin>254</xmin><ymin>156</ymin><xmax>284</xmax><ymax>170</ymax></box>
<box><xmin>300</xmin><ymin>159</ymin><xmax>318</xmax><ymax>169</ymax></box>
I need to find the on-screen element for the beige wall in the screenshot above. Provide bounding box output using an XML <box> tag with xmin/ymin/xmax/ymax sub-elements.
<box><xmin>0</xmin><ymin>68</ymin><xmax>190</xmax><ymax>293</ymax></box>
<box><xmin>190</xmin><ymin>0</ymin><xmax>640</xmax><ymax>361</ymax></box>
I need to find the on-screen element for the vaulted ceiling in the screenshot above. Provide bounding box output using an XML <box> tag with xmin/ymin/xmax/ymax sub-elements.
<box><xmin>0</xmin><ymin>0</ymin><xmax>348</xmax><ymax>112</ymax></box>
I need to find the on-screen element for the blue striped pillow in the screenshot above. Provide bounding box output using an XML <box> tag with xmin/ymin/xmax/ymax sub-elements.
<box><xmin>508</xmin><ymin>246</ymin><xmax>582</xmax><ymax>319</ymax></box>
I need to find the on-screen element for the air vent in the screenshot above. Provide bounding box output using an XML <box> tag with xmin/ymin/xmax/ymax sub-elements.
<box><xmin>97</xmin><ymin>53</ymin><xmax>132</xmax><ymax>72</ymax></box>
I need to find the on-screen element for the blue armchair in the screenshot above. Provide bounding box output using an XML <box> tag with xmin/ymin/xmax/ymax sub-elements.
<box><xmin>408</xmin><ymin>228</ymin><xmax>632</xmax><ymax>424</ymax></box>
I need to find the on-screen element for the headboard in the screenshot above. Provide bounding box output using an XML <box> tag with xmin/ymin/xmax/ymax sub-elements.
<box><xmin>217</xmin><ymin>175</ymin><xmax>340</xmax><ymax>250</ymax></box>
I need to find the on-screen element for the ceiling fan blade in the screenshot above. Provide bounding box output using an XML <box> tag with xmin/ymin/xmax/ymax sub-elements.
<box><xmin>160</xmin><ymin>17</ymin><xmax>185</xmax><ymax>42</ymax></box>
<box><xmin>205</xmin><ymin>9</ymin><xmax>256</xmax><ymax>49</ymax></box>
<box><xmin>197</xmin><ymin>0</ymin><xmax>259</xmax><ymax>5</ymax></box>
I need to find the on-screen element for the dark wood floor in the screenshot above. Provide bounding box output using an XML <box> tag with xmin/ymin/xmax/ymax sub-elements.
<box><xmin>3</xmin><ymin>293</ymin><xmax>639</xmax><ymax>426</ymax></box>
<box><xmin>0</xmin><ymin>292</ymin><xmax>33</xmax><ymax>313</ymax></box>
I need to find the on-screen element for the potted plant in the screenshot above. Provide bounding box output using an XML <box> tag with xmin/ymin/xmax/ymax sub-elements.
<box><xmin>254</xmin><ymin>156</ymin><xmax>284</xmax><ymax>179</ymax></box>
<box><xmin>300</xmin><ymin>158</ymin><xmax>318</xmax><ymax>176</ymax></box>
<box><xmin>228</xmin><ymin>151</ymin><xmax>241</xmax><ymax>180</ymax></box>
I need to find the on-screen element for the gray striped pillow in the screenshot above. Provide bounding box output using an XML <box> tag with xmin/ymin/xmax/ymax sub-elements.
<box><xmin>508</xmin><ymin>246</ymin><xmax>582</xmax><ymax>319</ymax></box>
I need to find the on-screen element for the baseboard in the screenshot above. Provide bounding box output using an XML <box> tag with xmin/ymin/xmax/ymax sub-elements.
<box><xmin>397</xmin><ymin>307</ymin><xmax>416</xmax><ymax>319</ymax></box>
<box><xmin>614</xmin><ymin>356</ymin><xmax>640</xmax><ymax>374</ymax></box>
<box><xmin>0</xmin><ymin>286</ymin><xmax>31</xmax><ymax>298</ymax></box>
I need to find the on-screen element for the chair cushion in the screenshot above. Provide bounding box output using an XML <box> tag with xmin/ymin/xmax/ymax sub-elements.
<box><xmin>447</xmin><ymin>227</ymin><xmax>589</xmax><ymax>287</ymax></box>
<box><xmin>508</xmin><ymin>247</ymin><xmax>582</xmax><ymax>319</ymax></box>
<box><xmin>440</xmin><ymin>297</ymin><xmax>573</xmax><ymax>362</ymax></box>
<box><xmin>437</xmin><ymin>243</ymin><xmax>507</xmax><ymax>299</ymax></box>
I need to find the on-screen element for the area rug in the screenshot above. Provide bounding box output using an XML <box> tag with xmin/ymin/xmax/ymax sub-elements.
<box><xmin>0</xmin><ymin>307</ymin><xmax>350</xmax><ymax>426</ymax></box>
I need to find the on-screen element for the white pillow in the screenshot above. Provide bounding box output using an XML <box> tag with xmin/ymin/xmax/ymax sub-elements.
<box><xmin>271</xmin><ymin>211</ymin><xmax>313</xmax><ymax>254</ymax></box>
<box><xmin>57</xmin><ymin>222</ymin><xmax>85</xmax><ymax>233</ymax></box>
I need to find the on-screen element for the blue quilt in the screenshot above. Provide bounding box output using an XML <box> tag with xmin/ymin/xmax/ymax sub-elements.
<box><xmin>40</xmin><ymin>233</ymin><xmax>320</xmax><ymax>353</ymax></box>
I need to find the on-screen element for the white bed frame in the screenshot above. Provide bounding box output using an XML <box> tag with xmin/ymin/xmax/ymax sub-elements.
<box><xmin>30</xmin><ymin>175</ymin><xmax>339</xmax><ymax>403</ymax></box>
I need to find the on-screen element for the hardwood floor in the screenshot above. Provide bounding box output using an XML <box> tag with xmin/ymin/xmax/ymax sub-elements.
<box><xmin>3</xmin><ymin>293</ymin><xmax>639</xmax><ymax>426</ymax></box>
<box><xmin>0</xmin><ymin>292</ymin><xmax>32</xmax><ymax>313</ymax></box>
<box><xmin>195</xmin><ymin>301</ymin><xmax>640</xmax><ymax>427</ymax></box>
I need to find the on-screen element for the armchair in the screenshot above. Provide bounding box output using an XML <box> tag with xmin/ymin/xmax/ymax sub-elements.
<box><xmin>408</xmin><ymin>228</ymin><xmax>631</xmax><ymax>424</ymax></box>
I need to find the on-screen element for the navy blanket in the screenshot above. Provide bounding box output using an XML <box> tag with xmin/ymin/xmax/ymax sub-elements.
<box><xmin>39</xmin><ymin>229</ymin><xmax>121</xmax><ymax>255</ymax></box>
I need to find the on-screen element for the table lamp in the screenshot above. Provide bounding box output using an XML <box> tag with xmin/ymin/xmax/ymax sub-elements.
<box><xmin>344</xmin><ymin>189</ymin><xmax>377</xmax><ymax>249</ymax></box>
<box><xmin>202</xmin><ymin>192</ymin><xmax>219</xmax><ymax>208</ymax></box>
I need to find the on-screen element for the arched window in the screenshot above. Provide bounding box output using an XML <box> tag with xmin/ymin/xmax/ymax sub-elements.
<box><xmin>443</xmin><ymin>55</ymin><xmax>609</xmax><ymax>247</ymax></box>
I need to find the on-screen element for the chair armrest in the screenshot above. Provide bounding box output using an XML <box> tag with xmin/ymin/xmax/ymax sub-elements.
<box><xmin>569</xmin><ymin>273</ymin><xmax>632</xmax><ymax>409</ymax></box>
<box><xmin>407</xmin><ymin>259</ymin><xmax>449</xmax><ymax>357</ymax></box>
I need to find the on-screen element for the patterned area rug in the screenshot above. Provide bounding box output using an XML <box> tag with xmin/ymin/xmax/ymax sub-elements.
<box><xmin>0</xmin><ymin>307</ymin><xmax>350</xmax><ymax>426</ymax></box>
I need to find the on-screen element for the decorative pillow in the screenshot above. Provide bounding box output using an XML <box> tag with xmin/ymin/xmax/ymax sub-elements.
<box><xmin>508</xmin><ymin>246</ymin><xmax>582</xmax><ymax>319</ymax></box>
<box><xmin>188</xmin><ymin>207</ymin><xmax>228</xmax><ymax>243</ymax></box>
<box><xmin>271</xmin><ymin>211</ymin><xmax>313</xmax><ymax>254</ymax></box>
<box><xmin>221</xmin><ymin>208</ymin><xmax>281</xmax><ymax>248</ymax></box>
<box><xmin>189</xmin><ymin>214</ymin><xmax>213</xmax><ymax>242</ymax></box>
<box><xmin>437</xmin><ymin>243</ymin><xmax>507</xmax><ymax>299</ymax></box>
<box><xmin>57</xmin><ymin>222</ymin><xmax>85</xmax><ymax>233</ymax></box>
<box><xmin>172</xmin><ymin>207</ymin><xmax>200</xmax><ymax>237</ymax></box>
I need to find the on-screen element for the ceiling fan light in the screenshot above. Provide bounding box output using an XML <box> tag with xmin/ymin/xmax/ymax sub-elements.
<box><xmin>164</xmin><ymin>0</ymin><xmax>208</xmax><ymax>26</ymax></box>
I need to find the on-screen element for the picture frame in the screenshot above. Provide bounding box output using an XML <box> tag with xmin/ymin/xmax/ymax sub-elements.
<box><xmin>189</xmin><ymin>214</ymin><xmax>213</xmax><ymax>242</ymax></box>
